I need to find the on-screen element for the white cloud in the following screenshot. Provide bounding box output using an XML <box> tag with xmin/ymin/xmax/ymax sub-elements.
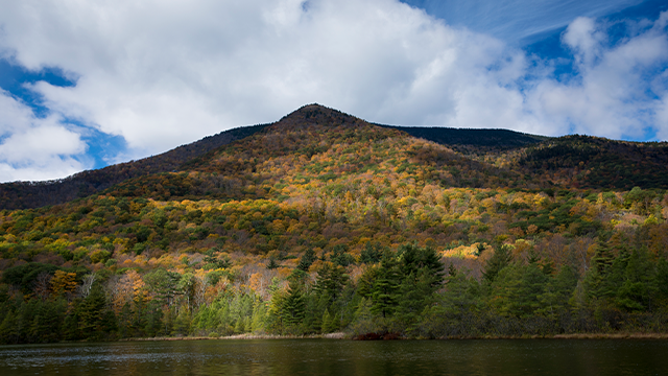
<box><xmin>527</xmin><ymin>14</ymin><xmax>668</xmax><ymax>140</ymax></box>
<box><xmin>0</xmin><ymin>90</ymin><xmax>88</xmax><ymax>182</ymax></box>
<box><xmin>0</xmin><ymin>0</ymin><xmax>666</xmax><ymax>182</ymax></box>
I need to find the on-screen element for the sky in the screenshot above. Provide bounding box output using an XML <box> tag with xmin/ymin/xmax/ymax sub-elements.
<box><xmin>0</xmin><ymin>0</ymin><xmax>667</xmax><ymax>183</ymax></box>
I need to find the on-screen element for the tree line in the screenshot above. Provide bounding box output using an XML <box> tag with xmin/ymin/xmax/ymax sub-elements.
<box><xmin>2</xmin><ymin>240</ymin><xmax>668</xmax><ymax>343</ymax></box>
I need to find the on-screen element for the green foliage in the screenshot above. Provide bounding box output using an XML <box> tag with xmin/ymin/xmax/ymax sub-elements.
<box><xmin>2</xmin><ymin>263</ymin><xmax>60</xmax><ymax>292</ymax></box>
<box><xmin>483</xmin><ymin>243</ymin><xmax>513</xmax><ymax>284</ymax></box>
<box><xmin>297</xmin><ymin>249</ymin><xmax>317</xmax><ymax>271</ymax></box>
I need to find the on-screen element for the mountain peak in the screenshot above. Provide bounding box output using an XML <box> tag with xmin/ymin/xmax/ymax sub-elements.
<box><xmin>276</xmin><ymin>103</ymin><xmax>365</xmax><ymax>128</ymax></box>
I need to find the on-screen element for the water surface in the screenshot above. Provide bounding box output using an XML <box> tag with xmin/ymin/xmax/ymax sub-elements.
<box><xmin>1</xmin><ymin>339</ymin><xmax>667</xmax><ymax>375</ymax></box>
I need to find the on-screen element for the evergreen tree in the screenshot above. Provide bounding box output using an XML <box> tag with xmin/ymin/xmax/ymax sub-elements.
<box><xmin>370</xmin><ymin>252</ymin><xmax>402</xmax><ymax>318</ymax></box>
<box><xmin>321</xmin><ymin>310</ymin><xmax>331</xmax><ymax>334</ymax></box>
<box><xmin>655</xmin><ymin>258</ymin><xmax>668</xmax><ymax>307</ymax></box>
<box><xmin>297</xmin><ymin>248</ymin><xmax>317</xmax><ymax>272</ymax></box>
<box><xmin>615</xmin><ymin>248</ymin><xmax>655</xmax><ymax>312</ymax></box>
<box><xmin>447</xmin><ymin>263</ymin><xmax>457</xmax><ymax>278</ymax></box>
<box><xmin>591</xmin><ymin>240</ymin><xmax>614</xmax><ymax>275</ymax></box>
<box><xmin>360</xmin><ymin>242</ymin><xmax>384</xmax><ymax>264</ymax></box>
<box><xmin>537</xmin><ymin>264</ymin><xmax>578</xmax><ymax>318</ymax></box>
<box><xmin>234</xmin><ymin>316</ymin><xmax>245</xmax><ymax>334</ymax></box>
<box><xmin>267</xmin><ymin>257</ymin><xmax>279</xmax><ymax>270</ymax></box>
<box><xmin>515</xmin><ymin>264</ymin><xmax>549</xmax><ymax>317</ymax></box>
<box><xmin>78</xmin><ymin>285</ymin><xmax>112</xmax><ymax>340</ymax></box>
<box><xmin>483</xmin><ymin>243</ymin><xmax>513</xmax><ymax>283</ymax></box>
<box><xmin>250</xmin><ymin>300</ymin><xmax>268</xmax><ymax>333</ymax></box>
<box><xmin>173</xmin><ymin>306</ymin><xmax>192</xmax><ymax>335</ymax></box>
<box><xmin>330</xmin><ymin>245</ymin><xmax>355</xmax><ymax>267</ymax></box>
<box><xmin>314</xmin><ymin>263</ymin><xmax>349</xmax><ymax>305</ymax></box>
<box><xmin>395</xmin><ymin>270</ymin><xmax>436</xmax><ymax>332</ymax></box>
<box><xmin>281</xmin><ymin>281</ymin><xmax>307</xmax><ymax>332</ymax></box>
<box><xmin>0</xmin><ymin>310</ymin><xmax>20</xmax><ymax>344</ymax></box>
<box><xmin>144</xmin><ymin>300</ymin><xmax>164</xmax><ymax>337</ymax></box>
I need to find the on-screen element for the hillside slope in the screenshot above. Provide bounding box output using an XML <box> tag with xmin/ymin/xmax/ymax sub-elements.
<box><xmin>518</xmin><ymin>135</ymin><xmax>668</xmax><ymax>189</ymax></box>
<box><xmin>0</xmin><ymin>105</ymin><xmax>556</xmax><ymax>210</ymax></box>
<box><xmin>0</xmin><ymin>124</ymin><xmax>268</xmax><ymax>210</ymax></box>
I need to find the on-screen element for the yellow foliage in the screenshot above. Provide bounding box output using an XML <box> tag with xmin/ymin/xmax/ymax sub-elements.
<box><xmin>51</xmin><ymin>270</ymin><xmax>77</xmax><ymax>296</ymax></box>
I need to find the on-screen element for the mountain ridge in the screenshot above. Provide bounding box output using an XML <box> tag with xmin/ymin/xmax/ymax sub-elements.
<box><xmin>1</xmin><ymin>104</ymin><xmax>668</xmax><ymax>343</ymax></box>
<box><xmin>1</xmin><ymin>103</ymin><xmax>667</xmax><ymax>210</ymax></box>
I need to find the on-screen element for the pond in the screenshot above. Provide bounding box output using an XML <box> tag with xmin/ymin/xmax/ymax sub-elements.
<box><xmin>1</xmin><ymin>338</ymin><xmax>667</xmax><ymax>375</ymax></box>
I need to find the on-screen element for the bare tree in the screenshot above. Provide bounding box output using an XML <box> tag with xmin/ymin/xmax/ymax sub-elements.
<box><xmin>77</xmin><ymin>273</ymin><xmax>97</xmax><ymax>298</ymax></box>
<box><xmin>34</xmin><ymin>272</ymin><xmax>52</xmax><ymax>301</ymax></box>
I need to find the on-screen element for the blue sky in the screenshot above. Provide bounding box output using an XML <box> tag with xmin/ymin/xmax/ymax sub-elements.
<box><xmin>0</xmin><ymin>0</ymin><xmax>667</xmax><ymax>182</ymax></box>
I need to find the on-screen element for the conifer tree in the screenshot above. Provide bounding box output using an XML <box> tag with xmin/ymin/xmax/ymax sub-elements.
<box><xmin>297</xmin><ymin>249</ymin><xmax>317</xmax><ymax>272</ymax></box>
<box><xmin>282</xmin><ymin>281</ymin><xmax>307</xmax><ymax>332</ymax></box>
<box><xmin>483</xmin><ymin>243</ymin><xmax>513</xmax><ymax>283</ymax></box>
<box><xmin>314</xmin><ymin>263</ymin><xmax>349</xmax><ymax>305</ymax></box>
<box><xmin>321</xmin><ymin>310</ymin><xmax>331</xmax><ymax>334</ymax></box>
<box><xmin>371</xmin><ymin>252</ymin><xmax>401</xmax><ymax>318</ymax></box>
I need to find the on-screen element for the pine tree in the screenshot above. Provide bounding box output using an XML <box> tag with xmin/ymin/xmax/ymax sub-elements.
<box><xmin>267</xmin><ymin>257</ymin><xmax>279</xmax><ymax>270</ymax></box>
<box><xmin>321</xmin><ymin>310</ymin><xmax>331</xmax><ymax>334</ymax></box>
<box><xmin>78</xmin><ymin>285</ymin><xmax>108</xmax><ymax>339</ymax></box>
<box><xmin>327</xmin><ymin>312</ymin><xmax>341</xmax><ymax>333</ymax></box>
<box><xmin>483</xmin><ymin>243</ymin><xmax>513</xmax><ymax>283</ymax></box>
<box><xmin>297</xmin><ymin>249</ymin><xmax>317</xmax><ymax>271</ymax></box>
<box><xmin>282</xmin><ymin>282</ymin><xmax>307</xmax><ymax>330</ymax></box>
<box><xmin>314</xmin><ymin>263</ymin><xmax>349</xmax><ymax>305</ymax></box>
<box><xmin>234</xmin><ymin>316</ymin><xmax>245</xmax><ymax>334</ymax></box>
<box><xmin>591</xmin><ymin>240</ymin><xmax>614</xmax><ymax>275</ymax></box>
<box><xmin>0</xmin><ymin>310</ymin><xmax>20</xmax><ymax>344</ymax></box>
<box><xmin>447</xmin><ymin>263</ymin><xmax>458</xmax><ymax>279</ymax></box>
<box><xmin>370</xmin><ymin>253</ymin><xmax>401</xmax><ymax>318</ymax></box>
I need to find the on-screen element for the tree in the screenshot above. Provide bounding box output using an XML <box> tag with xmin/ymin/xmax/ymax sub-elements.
<box><xmin>483</xmin><ymin>243</ymin><xmax>513</xmax><ymax>284</ymax></box>
<box><xmin>297</xmin><ymin>248</ymin><xmax>317</xmax><ymax>272</ymax></box>
<box><xmin>144</xmin><ymin>269</ymin><xmax>181</xmax><ymax>307</ymax></box>
<box><xmin>314</xmin><ymin>263</ymin><xmax>349</xmax><ymax>306</ymax></box>
<box><xmin>360</xmin><ymin>242</ymin><xmax>384</xmax><ymax>264</ymax></box>
<box><xmin>370</xmin><ymin>252</ymin><xmax>401</xmax><ymax>318</ymax></box>
<box><xmin>537</xmin><ymin>265</ymin><xmax>578</xmax><ymax>318</ymax></box>
<box><xmin>51</xmin><ymin>270</ymin><xmax>77</xmax><ymax>298</ymax></box>
<box><xmin>281</xmin><ymin>281</ymin><xmax>307</xmax><ymax>332</ymax></box>
<box><xmin>267</xmin><ymin>257</ymin><xmax>279</xmax><ymax>269</ymax></box>
<box><xmin>77</xmin><ymin>285</ymin><xmax>114</xmax><ymax>339</ymax></box>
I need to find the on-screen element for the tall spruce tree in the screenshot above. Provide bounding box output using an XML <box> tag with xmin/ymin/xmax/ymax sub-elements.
<box><xmin>370</xmin><ymin>252</ymin><xmax>402</xmax><ymax>318</ymax></box>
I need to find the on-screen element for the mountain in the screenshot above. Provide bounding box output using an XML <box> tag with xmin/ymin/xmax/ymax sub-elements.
<box><xmin>378</xmin><ymin>124</ymin><xmax>547</xmax><ymax>149</ymax></box>
<box><xmin>0</xmin><ymin>123</ymin><xmax>268</xmax><ymax>210</ymax></box>
<box><xmin>103</xmin><ymin>104</ymin><xmax>542</xmax><ymax>202</ymax></box>
<box><xmin>3</xmin><ymin>104</ymin><xmax>666</xmax><ymax>212</ymax></box>
<box><xmin>519</xmin><ymin>135</ymin><xmax>668</xmax><ymax>189</ymax></box>
<box><xmin>0</xmin><ymin>105</ymin><xmax>545</xmax><ymax>210</ymax></box>
<box><xmin>1</xmin><ymin>104</ymin><xmax>668</xmax><ymax>343</ymax></box>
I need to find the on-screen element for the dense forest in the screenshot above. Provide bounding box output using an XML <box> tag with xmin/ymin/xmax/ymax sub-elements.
<box><xmin>1</xmin><ymin>104</ymin><xmax>668</xmax><ymax>343</ymax></box>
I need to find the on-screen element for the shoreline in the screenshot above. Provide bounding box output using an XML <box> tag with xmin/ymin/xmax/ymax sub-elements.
<box><xmin>116</xmin><ymin>332</ymin><xmax>668</xmax><ymax>342</ymax></box>
<box><xmin>119</xmin><ymin>332</ymin><xmax>349</xmax><ymax>342</ymax></box>
<box><xmin>435</xmin><ymin>333</ymin><xmax>668</xmax><ymax>340</ymax></box>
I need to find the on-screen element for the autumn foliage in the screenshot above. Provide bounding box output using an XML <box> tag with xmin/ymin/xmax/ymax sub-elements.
<box><xmin>1</xmin><ymin>104</ymin><xmax>668</xmax><ymax>343</ymax></box>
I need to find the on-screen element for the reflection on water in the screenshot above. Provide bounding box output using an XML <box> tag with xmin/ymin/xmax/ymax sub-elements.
<box><xmin>1</xmin><ymin>339</ymin><xmax>667</xmax><ymax>376</ymax></box>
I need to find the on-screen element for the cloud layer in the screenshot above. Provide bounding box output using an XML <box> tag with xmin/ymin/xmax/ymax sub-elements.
<box><xmin>402</xmin><ymin>0</ymin><xmax>644</xmax><ymax>43</ymax></box>
<box><xmin>0</xmin><ymin>0</ymin><xmax>667</xmax><ymax>182</ymax></box>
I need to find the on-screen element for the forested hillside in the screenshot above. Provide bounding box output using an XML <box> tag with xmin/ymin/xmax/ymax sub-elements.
<box><xmin>0</xmin><ymin>124</ymin><xmax>268</xmax><ymax>210</ymax></box>
<box><xmin>1</xmin><ymin>104</ymin><xmax>668</xmax><ymax>343</ymax></box>
<box><xmin>519</xmin><ymin>136</ymin><xmax>668</xmax><ymax>189</ymax></box>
